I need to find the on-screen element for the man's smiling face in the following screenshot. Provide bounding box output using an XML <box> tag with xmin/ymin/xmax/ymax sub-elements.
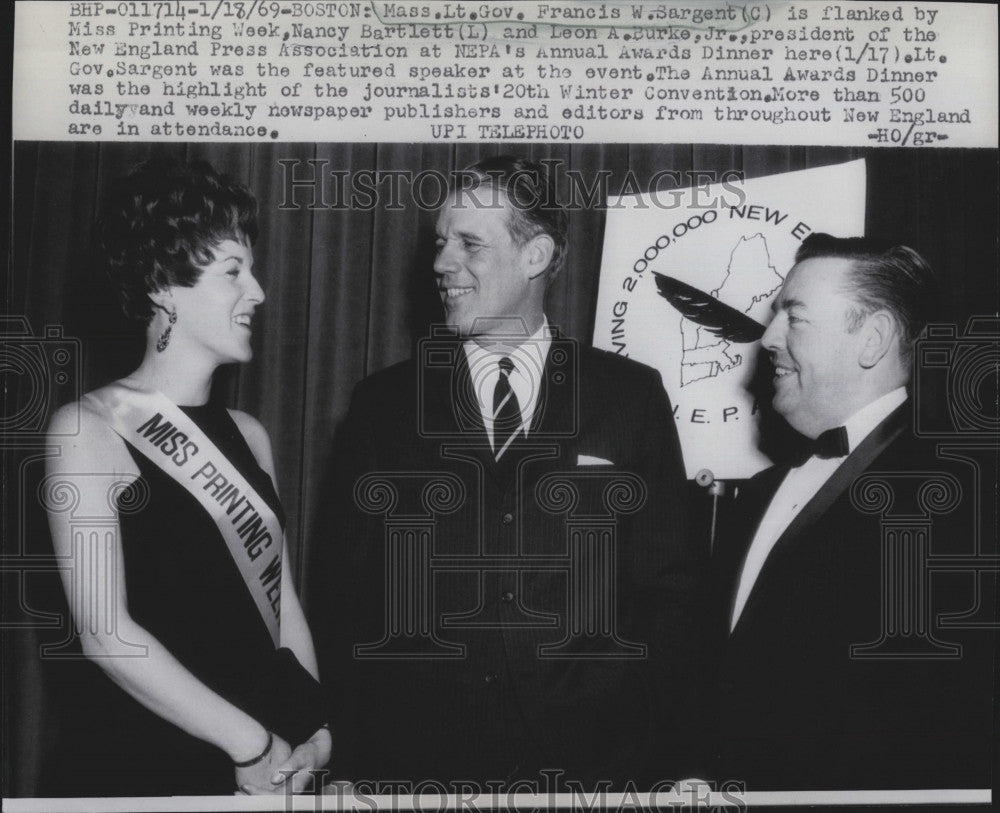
<box><xmin>433</xmin><ymin>187</ymin><xmax>540</xmax><ymax>340</ymax></box>
<box><xmin>760</xmin><ymin>256</ymin><xmax>869</xmax><ymax>438</ymax></box>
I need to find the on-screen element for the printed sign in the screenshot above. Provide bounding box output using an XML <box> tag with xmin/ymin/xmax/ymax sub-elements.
<box><xmin>594</xmin><ymin>160</ymin><xmax>867</xmax><ymax>479</ymax></box>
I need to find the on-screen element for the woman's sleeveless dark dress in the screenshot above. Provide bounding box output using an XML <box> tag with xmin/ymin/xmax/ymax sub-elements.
<box><xmin>42</xmin><ymin>402</ymin><xmax>324</xmax><ymax>797</ymax></box>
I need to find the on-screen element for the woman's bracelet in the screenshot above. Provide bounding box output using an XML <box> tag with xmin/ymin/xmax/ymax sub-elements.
<box><xmin>233</xmin><ymin>731</ymin><xmax>273</xmax><ymax>768</ymax></box>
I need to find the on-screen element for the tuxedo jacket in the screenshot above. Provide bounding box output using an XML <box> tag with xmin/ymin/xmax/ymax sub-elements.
<box><xmin>709</xmin><ymin>403</ymin><xmax>995</xmax><ymax>790</ymax></box>
<box><xmin>310</xmin><ymin>337</ymin><xmax>702</xmax><ymax>788</ymax></box>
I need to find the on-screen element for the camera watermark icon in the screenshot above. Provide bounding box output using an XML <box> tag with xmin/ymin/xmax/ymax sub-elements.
<box><xmin>914</xmin><ymin>317</ymin><xmax>999</xmax><ymax>439</ymax></box>
<box><xmin>0</xmin><ymin>316</ymin><xmax>81</xmax><ymax>436</ymax></box>
<box><xmin>352</xmin><ymin>467</ymin><xmax>648</xmax><ymax>661</ymax></box>
<box><xmin>2</xmin><ymin>317</ymin><xmax>83</xmax><ymax>643</ymax></box>
<box><xmin>853</xmin><ymin>315</ymin><xmax>1000</xmax><ymax>650</ymax></box>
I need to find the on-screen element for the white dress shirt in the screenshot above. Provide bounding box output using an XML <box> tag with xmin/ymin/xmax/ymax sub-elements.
<box><xmin>730</xmin><ymin>387</ymin><xmax>908</xmax><ymax>631</ymax></box>
<box><xmin>463</xmin><ymin>319</ymin><xmax>553</xmax><ymax>452</ymax></box>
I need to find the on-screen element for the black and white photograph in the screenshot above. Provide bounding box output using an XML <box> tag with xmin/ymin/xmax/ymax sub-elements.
<box><xmin>3</xmin><ymin>2</ymin><xmax>997</xmax><ymax>810</ymax></box>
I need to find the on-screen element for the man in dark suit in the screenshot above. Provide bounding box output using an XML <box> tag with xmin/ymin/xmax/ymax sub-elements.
<box><xmin>311</xmin><ymin>157</ymin><xmax>699</xmax><ymax>791</ymax></box>
<box><xmin>711</xmin><ymin>234</ymin><xmax>995</xmax><ymax>790</ymax></box>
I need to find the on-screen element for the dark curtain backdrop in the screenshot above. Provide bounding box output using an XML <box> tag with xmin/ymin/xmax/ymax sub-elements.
<box><xmin>5</xmin><ymin>142</ymin><xmax>998</xmax><ymax>795</ymax></box>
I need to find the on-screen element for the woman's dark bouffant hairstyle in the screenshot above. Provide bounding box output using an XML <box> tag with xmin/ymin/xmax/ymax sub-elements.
<box><xmin>100</xmin><ymin>155</ymin><xmax>259</xmax><ymax>325</ymax></box>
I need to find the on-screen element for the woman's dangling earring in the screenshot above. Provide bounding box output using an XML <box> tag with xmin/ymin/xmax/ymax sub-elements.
<box><xmin>156</xmin><ymin>307</ymin><xmax>177</xmax><ymax>352</ymax></box>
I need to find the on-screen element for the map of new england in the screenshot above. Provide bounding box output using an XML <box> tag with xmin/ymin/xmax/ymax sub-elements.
<box><xmin>679</xmin><ymin>234</ymin><xmax>784</xmax><ymax>387</ymax></box>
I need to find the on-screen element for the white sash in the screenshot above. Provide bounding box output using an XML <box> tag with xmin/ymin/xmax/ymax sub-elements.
<box><xmin>85</xmin><ymin>383</ymin><xmax>283</xmax><ymax>646</ymax></box>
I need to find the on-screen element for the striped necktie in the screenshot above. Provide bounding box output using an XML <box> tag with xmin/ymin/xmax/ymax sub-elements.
<box><xmin>492</xmin><ymin>356</ymin><xmax>522</xmax><ymax>461</ymax></box>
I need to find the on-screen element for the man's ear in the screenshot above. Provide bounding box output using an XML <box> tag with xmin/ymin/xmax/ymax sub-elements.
<box><xmin>858</xmin><ymin>310</ymin><xmax>897</xmax><ymax>368</ymax></box>
<box><xmin>524</xmin><ymin>233</ymin><xmax>555</xmax><ymax>280</ymax></box>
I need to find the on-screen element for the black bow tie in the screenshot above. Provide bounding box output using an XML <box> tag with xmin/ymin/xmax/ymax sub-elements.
<box><xmin>793</xmin><ymin>426</ymin><xmax>850</xmax><ymax>466</ymax></box>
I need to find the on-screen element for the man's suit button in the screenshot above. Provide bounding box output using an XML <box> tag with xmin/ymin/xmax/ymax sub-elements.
<box><xmin>501</xmin><ymin>512</ymin><xmax>514</xmax><ymax>525</ymax></box>
<box><xmin>484</xmin><ymin>671</ymin><xmax>499</xmax><ymax>684</ymax></box>
<box><xmin>501</xmin><ymin>591</ymin><xmax>515</xmax><ymax>603</ymax></box>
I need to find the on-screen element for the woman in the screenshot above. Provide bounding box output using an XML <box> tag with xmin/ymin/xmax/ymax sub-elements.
<box><xmin>43</xmin><ymin>157</ymin><xmax>331</xmax><ymax>796</ymax></box>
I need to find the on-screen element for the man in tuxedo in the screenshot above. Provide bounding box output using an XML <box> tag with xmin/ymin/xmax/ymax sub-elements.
<box><xmin>312</xmin><ymin>156</ymin><xmax>700</xmax><ymax>790</ymax></box>
<box><xmin>711</xmin><ymin>234</ymin><xmax>994</xmax><ymax>790</ymax></box>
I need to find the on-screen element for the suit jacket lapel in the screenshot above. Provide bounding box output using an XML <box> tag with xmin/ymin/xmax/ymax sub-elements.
<box><xmin>715</xmin><ymin>464</ymin><xmax>788</xmax><ymax>630</ymax></box>
<box><xmin>730</xmin><ymin>403</ymin><xmax>909</xmax><ymax>634</ymax></box>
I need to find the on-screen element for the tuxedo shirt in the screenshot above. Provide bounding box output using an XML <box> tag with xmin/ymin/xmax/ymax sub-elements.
<box><xmin>731</xmin><ymin>387</ymin><xmax>907</xmax><ymax>628</ymax></box>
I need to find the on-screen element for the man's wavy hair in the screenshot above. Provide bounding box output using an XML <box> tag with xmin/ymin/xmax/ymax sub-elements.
<box><xmin>460</xmin><ymin>155</ymin><xmax>568</xmax><ymax>283</ymax></box>
<box><xmin>100</xmin><ymin>156</ymin><xmax>259</xmax><ymax>325</ymax></box>
<box><xmin>795</xmin><ymin>233</ymin><xmax>940</xmax><ymax>365</ymax></box>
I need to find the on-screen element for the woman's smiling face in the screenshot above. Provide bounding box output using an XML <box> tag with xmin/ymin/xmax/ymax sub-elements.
<box><xmin>165</xmin><ymin>234</ymin><xmax>265</xmax><ymax>365</ymax></box>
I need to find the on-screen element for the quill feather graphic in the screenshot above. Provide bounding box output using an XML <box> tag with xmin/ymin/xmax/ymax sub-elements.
<box><xmin>653</xmin><ymin>273</ymin><xmax>766</xmax><ymax>343</ymax></box>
